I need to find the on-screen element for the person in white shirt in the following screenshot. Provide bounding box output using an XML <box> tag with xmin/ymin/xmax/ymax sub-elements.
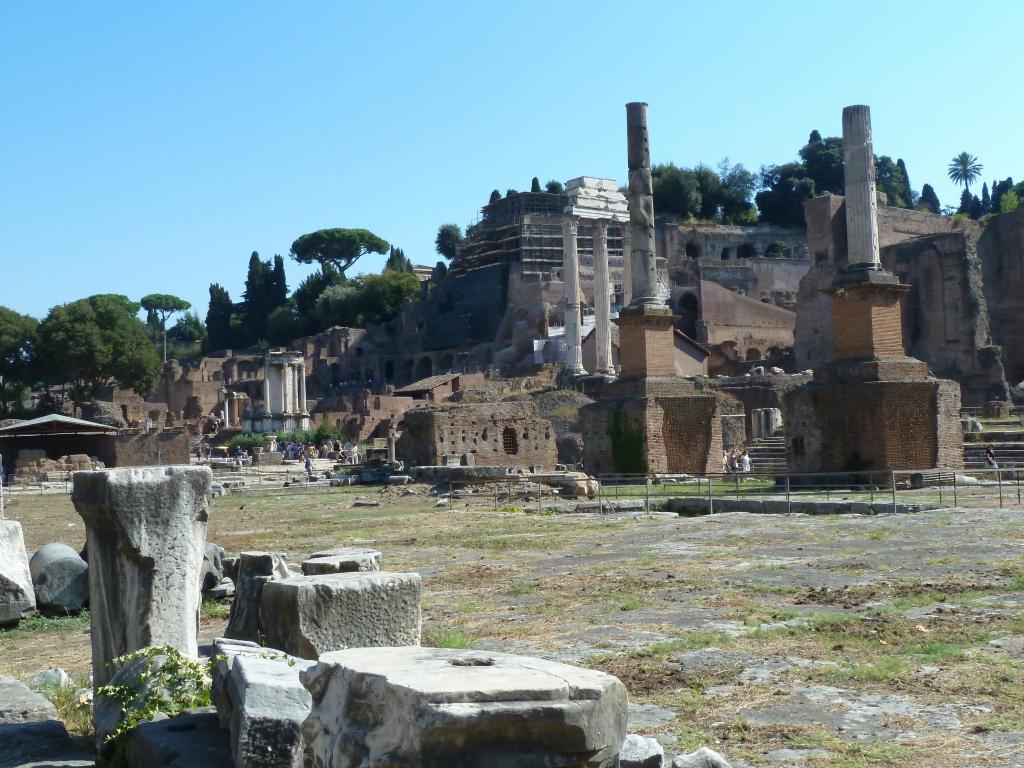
<box><xmin>739</xmin><ymin>450</ymin><xmax>751</xmax><ymax>474</ymax></box>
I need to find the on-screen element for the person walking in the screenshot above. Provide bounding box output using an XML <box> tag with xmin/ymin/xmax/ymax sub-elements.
<box><xmin>986</xmin><ymin>444</ymin><xmax>998</xmax><ymax>469</ymax></box>
<box><xmin>739</xmin><ymin>449</ymin><xmax>751</xmax><ymax>474</ymax></box>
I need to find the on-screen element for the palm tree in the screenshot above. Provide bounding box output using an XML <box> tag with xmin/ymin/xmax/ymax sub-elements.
<box><xmin>948</xmin><ymin>152</ymin><xmax>983</xmax><ymax>192</ymax></box>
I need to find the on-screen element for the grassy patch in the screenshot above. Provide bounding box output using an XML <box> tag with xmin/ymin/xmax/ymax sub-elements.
<box><xmin>422</xmin><ymin>625</ymin><xmax>475</xmax><ymax>649</ymax></box>
<box><xmin>0</xmin><ymin>611</ymin><xmax>91</xmax><ymax>636</ymax></box>
<box><xmin>34</xmin><ymin>675</ymin><xmax>93</xmax><ymax>738</ymax></box>
<box><xmin>510</xmin><ymin>579</ymin><xmax>536</xmax><ymax>596</ymax></box>
<box><xmin>200</xmin><ymin>599</ymin><xmax>230</xmax><ymax>620</ymax></box>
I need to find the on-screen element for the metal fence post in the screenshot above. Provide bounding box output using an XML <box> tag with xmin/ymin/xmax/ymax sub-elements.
<box><xmin>953</xmin><ymin>472</ymin><xmax>958</xmax><ymax>508</ymax></box>
<box><xmin>785</xmin><ymin>474</ymin><xmax>791</xmax><ymax>515</ymax></box>
<box><xmin>998</xmin><ymin>469</ymin><xmax>1003</xmax><ymax>508</ymax></box>
<box><xmin>708</xmin><ymin>476</ymin><xmax>714</xmax><ymax>515</ymax></box>
<box><xmin>644</xmin><ymin>475</ymin><xmax>650</xmax><ymax>514</ymax></box>
<box><xmin>891</xmin><ymin>470</ymin><xmax>897</xmax><ymax>515</ymax></box>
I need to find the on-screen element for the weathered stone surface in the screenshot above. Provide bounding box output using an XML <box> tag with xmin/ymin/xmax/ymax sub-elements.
<box><xmin>301</xmin><ymin>647</ymin><xmax>628</xmax><ymax>767</ymax></box>
<box><xmin>200</xmin><ymin>543</ymin><xmax>225</xmax><ymax>593</ymax></box>
<box><xmin>672</xmin><ymin>747</ymin><xmax>732</xmax><ymax>768</ymax></box>
<box><xmin>300</xmin><ymin>547</ymin><xmax>381</xmax><ymax>575</ymax></box>
<box><xmin>208</xmin><ymin>577</ymin><xmax>235</xmax><ymax>600</ymax></box>
<box><xmin>0</xmin><ymin>521</ymin><xmax>35</xmax><ymax>626</ymax></box>
<box><xmin>29</xmin><ymin>543</ymin><xmax>89</xmax><ymax>615</ymax></box>
<box><xmin>0</xmin><ymin>719</ymin><xmax>93</xmax><ymax>768</ymax></box>
<box><xmin>260</xmin><ymin>572</ymin><xmax>421</xmax><ymax>659</ymax></box>
<box><xmin>93</xmin><ymin>652</ymin><xmax>180</xmax><ymax>752</ymax></box>
<box><xmin>126</xmin><ymin>707</ymin><xmax>232</xmax><ymax>768</ymax></box>
<box><xmin>0</xmin><ymin>676</ymin><xmax>58</xmax><ymax>724</ymax></box>
<box><xmin>620</xmin><ymin>733</ymin><xmax>664</xmax><ymax>768</ymax></box>
<box><xmin>225</xmin><ymin>551</ymin><xmax>290</xmax><ymax>643</ymax></box>
<box><xmin>72</xmin><ymin>466</ymin><xmax>212</xmax><ymax>688</ymax></box>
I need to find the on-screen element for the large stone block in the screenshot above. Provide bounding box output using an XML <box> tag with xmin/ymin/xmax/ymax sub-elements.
<box><xmin>0</xmin><ymin>521</ymin><xmax>35</xmax><ymax>626</ymax></box>
<box><xmin>301</xmin><ymin>647</ymin><xmax>628</xmax><ymax>768</ymax></box>
<box><xmin>126</xmin><ymin>707</ymin><xmax>232</xmax><ymax>768</ymax></box>
<box><xmin>225</xmin><ymin>551</ymin><xmax>290</xmax><ymax>643</ymax></box>
<box><xmin>0</xmin><ymin>676</ymin><xmax>58</xmax><ymax>724</ymax></box>
<box><xmin>0</xmin><ymin>719</ymin><xmax>93</xmax><ymax>768</ymax></box>
<box><xmin>620</xmin><ymin>733</ymin><xmax>664</xmax><ymax>768</ymax></box>
<box><xmin>301</xmin><ymin>547</ymin><xmax>381</xmax><ymax>575</ymax></box>
<box><xmin>72</xmin><ymin>466</ymin><xmax>212</xmax><ymax>687</ymax></box>
<box><xmin>260</xmin><ymin>572</ymin><xmax>421</xmax><ymax>659</ymax></box>
<box><xmin>29</xmin><ymin>542</ymin><xmax>89</xmax><ymax>615</ymax></box>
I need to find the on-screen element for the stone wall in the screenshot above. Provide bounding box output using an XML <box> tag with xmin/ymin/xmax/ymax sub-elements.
<box><xmin>783</xmin><ymin>379</ymin><xmax>962</xmax><ymax>473</ymax></box>
<box><xmin>109</xmin><ymin>433</ymin><xmax>191</xmax><ymax>467</ymax></box>
<box><xmin>979</xmin><ymin>211</ymin><xmax>1024</xmax><ymax>384</ymax></box>
<box><xmin>396</xmin><ymin>401</ymin><xmax>557</xmax><ymax>468</ymax></box>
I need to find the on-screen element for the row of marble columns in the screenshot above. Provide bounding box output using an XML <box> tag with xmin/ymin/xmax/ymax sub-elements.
<box><xmin>262</xmin><ymin>359</ymin><xmax>307</xmax><ymax>415</ymax></box>
<box><xmin>562</xmin><ymin>216</ymin><xmax>626</xmax><ymax>378</ymax></box>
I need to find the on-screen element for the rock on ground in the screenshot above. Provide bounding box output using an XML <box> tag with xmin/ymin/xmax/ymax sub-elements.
<box><xmin>672</xmin><ymin>747</ymin><xmax>733</xmax><ymax>767</ymax></box>
<box><xmin>0</xmin><ymin>719</ymin><xmax>93</xmax><ymax>768</ymax></box>
<box><xmin>301</xmin><ymin>547</ymin><xmax>381</xmax><ymax>575</ymax></box>
<box><xmin>126</xmin><ymin>707</ymin><xmax>231</xmax><ymax>768</ymax></box>
<box><xmin>0</xmin><ymin>520</ymin><xmax>35</xmax><ymax>626</ymax></box>
<box><xmin>300</xmin><ymin>646</ymin><xmax>628</xmax><ymax>768</ymax></box>
<box><xmin>72</xmin><ymin>466</ymin><xmax>212</xmax><ymax>688</ymax></box>
<box><xmin>200</xmin><ymin>543</ymin><xmax>225</xmax><ymax>593</ymax></box>
<box><xmin>260</xmin><ymin>572</ymin><xmax>421</xmax><ymax>659</ymax></box>
<box><xmin>0</xmin><ymin>676</ymin><xmax>58</xmax><ymax>724</ymax></box>
<box><xmin>225</xmin><ymin>551</ymin><xmax>290</xmax><ymax>643</ymax></box>
<box><xmin>620</xmin><ymin>733</ymin><xmax>664</xmax><ymax>768</ymax></box>
<box><xmin>29</xmin><ymin>543</ymin><xmax>89</xmax><ymax>615</ymax></box>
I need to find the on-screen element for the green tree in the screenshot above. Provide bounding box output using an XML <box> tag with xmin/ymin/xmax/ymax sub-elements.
<box><xmin>652</xmin><ymin>163</ymin><xmax>701</xmax><ymax>218</ymax></box>
<box><xmin>270</xmin><ymin>255</ymin><xmax>288</xmax><ymax>308</ymax></box>
<box><xmin>718</xmin><ymin>160</ymin><xmax>757</xmax><ymax>223</ymax></box>
<box><xmin>168</xmin><ymin>311</ymin><xmax>205</xmax><ymax>344</ymax></box>
<box><xmin>991</xmin><ymin>178</ymin><xmax>1013</xmax><ymax>212</ymax></box>
<box><xmin>385</xmin><ymin>246</ymin><xmax>413</xmax><ymax>273</ymax></box>
<box><xmin>755</xmin><ymin>162</ymin><xmax>816</xmax><ymax>228</ymax></box>
<box><xmin>505</xmin><ymin>189</ymin><xmax>518</xmax><ymax>198</ymax></box>
<box><xmin>875</xmin><ymin>155</ymin><xmax>912</xmax><ymax>208</ymax></box>
<box><xmin>434</xmin><ymin>223</ymin><xmax>462</xmax><ymax>260</ymax></box>
<box><xmin>315</xmin><ymin>283</ymin><xmax>361</xmax><ymax>328</ymax></box>
<box><xmin>37</xmin><ymin>295</ymin><xmax>160</xmax><ymax>404</ymax></box>
<box><xmin>358</xmin><ymin>270</ymin><xmax>421</xmax><ymax>325</ymax></box>
<box><xmin>957</xmin><ymin>188</ymin><xmax>973</xmax><ymax>215</ymax></box>
<box><xmin>1000</xmin><ymin>188</ymin><xmax>1020</xmax><ymax>213</ymax></box>
<box><xmin>948</xmin><ymin>152</ymin><xmax>983</xmax><ymax>192</ymax></box>
<box><xmin>0</xmin><ymin>307</ymin><xmax>39</xmax><ymax>416</ymax></box>
<box><xmin>544</xmin><ymin>180</ymin><xmax>564</xmax><ymax>194</ymax></box>
<box><xmin>530</xmin><ymin>177</ymin><xmax>542</xmax><ymax>193</ymax></box>
<box><xmin>918</xmin><ymin>183</ymin><xmax>941</xmax><ymax>214</ymax></box>
<box><xmin>290</xmin><ymin>228</ymin><xmax>389</xmax><ymax>277</ymax></box>
<box><xmin>205</xmin><ymin>284</ymin><xmax>233</xmax><ymax>352</ymax></box>
<box><xmin>293</xmin><ymin>263</ymin><xmax>343</xmax><ymax>331</ymax></box>
<box><xmin>799</xmin><ymin>134</ymin><xmax>844</xmax><ymax>195</ymax></box>
<box><xmin>265</xmin><ymin>305</ymin><xmax>303</xmax><ymax>345</ymax></box>
<box><xmin>981</xmin><ymin>182</ymin><xmax>991</xmax><ymax>214</ymax></box>
<box><xmin>140</xmin><ymin>293</ymin><xmax>191</xmax><ymax>362</ymax></box>
<box><xmin>488</xmin><ymin>189</ymin><xmax>502</xmax><ymax>205</ymax></box>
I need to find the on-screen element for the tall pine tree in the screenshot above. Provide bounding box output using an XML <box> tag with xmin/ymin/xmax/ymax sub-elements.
<box><xmin>981</xmin><ymin>183</ymin><xmax>991</xmax><ymax>214</ymax></box>
<box><xmin>205</xmin><ymin>283</ymin><xmax>233</xmax><ymax>352</ymax></box>
<box><xmin>919</xmin><ymin>183</ymin><xmax>941</xmax><ymax>214</ymax></box>
<box><xmin>271</xmin><ymin>255</ymin><xmax>288</xmax><ymax>308</ymax></box>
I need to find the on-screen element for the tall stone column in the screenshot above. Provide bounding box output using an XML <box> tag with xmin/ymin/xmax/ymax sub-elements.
<box><xmin>561</xmin><ymin>215</ymin><xmax>586</xmax><ymax>376</ymax></box>
<box><xmin>262</xmin><ymin>359</ymin><xmax>270</xmax><ymax>413</ymax></box>
<box><xmin>592</xmin><ymin>220</ymin><xmax>615</xmax><ymax>376</ymax></box>
<box><xmin>72</xmin><ymin>466</ymin><xmax>212</xmax><ymax>687</ymax></box>
<box><xmin>298</xmin><ymin>362</ymin><xmax>307</xmax><ymax>412</ymax></box>
<box><xmin>620</xmin><ymin>224</ymin><xmax>632</xmax><ymax>306</ymax></box>
<box><xmin>626</xmin><ymin>102</ymin><xmax>659</xmax><ymax>311</ymax></box>
<box><xmin>841</xmin><ymin>105</ymin><xmax>881</xmax><ymax>270</ymax></box>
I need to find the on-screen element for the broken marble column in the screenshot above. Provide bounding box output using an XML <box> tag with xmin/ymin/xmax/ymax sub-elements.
<box><xmin>29</xmin><ymin>542</ymin><xmax>89</xmax><ymax>614</ymax></box>
<box><xmin>842</xmin><ymin>104</ymin><xmax>881</xmax><ymax>270</ymax></box>
<box><xmin>72</xmin><ymin>466</ymin><xmax>212</xmax><ymax>687</ymax></box>
<box><xmin>225</xmin><ymin>551</ymin><xmax>291</xmax><ymax>643</ymax></box>
<box><xmin>562</xmin><ymin>215</ymin><xmax>587</xmax><ymax>376</ymax></box>
<box><xmin>0</xmin><ymin>520</ymin><xmax>35</xmax><ymax>626</ymax></box>
<box><xmin>626</xmin><ymin>101</ymin><xmax>659</xmax><ymax>311</ymax></box>
<box><xmin>301</xmin><ymin>546</ymin><xmax>381</xmax><ymax>575</ymax></box>
<box><xmin>593</xmin><ymin>219</ymin><xmax>615</xmax><ymax>376</ymax></box>
<box><xmin>621</xmin><ymin>223</ymin><xmax>633</xmax><ymax>306</ymax></box>
<box><xmin>260</xmin><ymin>571</ymin><xmax>421</xmax><ymax>659</ymax></box>
<box><xmin>301</xmin><ymin>647</ymin><xmax>628</xmax><ymax>768</ymax></box>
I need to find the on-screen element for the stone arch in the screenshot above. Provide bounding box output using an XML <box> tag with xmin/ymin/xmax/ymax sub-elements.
<box><xmin>399</xmin><ymin>359</ymin><xmax>415</xmax><ymax>385</ymax></box>
<box><xmin>415</xmin><ymin>356</ymin><xmax>433</xmax><ymax>381</ymax></box>
<box><xmin>439</xmin><ymin>353</ymin><xmax>454</xmax><ymax>372</ymax></box>
<box><xmin>685</xmin><ymin>241</ymin><xmax>701</xmax><ymax>259</ymax></box>
<box><xmin>677</xmin><ymin>292</ymin><xmax>699</xmax><ymax>338</ymax></box>
<box><xmin>737</xmin><ymin>243</ymin><xmax>756</xmax><ymax>259</ymax></box>
<box><xmin>720</xmin><ymin>247</ymin><xmax>731</xmax><ymax>260</ymax></box>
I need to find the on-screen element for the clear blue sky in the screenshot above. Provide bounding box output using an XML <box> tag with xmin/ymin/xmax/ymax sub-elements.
<box><xmin>2</xmin><ymin>1</ymin><xmax>1020</xmax><ymax>319</ymax></box>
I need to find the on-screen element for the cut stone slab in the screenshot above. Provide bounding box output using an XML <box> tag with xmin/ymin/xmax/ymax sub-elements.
<box><xmin>300</xmin><ymin>646</ymin><xmax>628</xmax><ymax>767</ymax></box>
<box><xmin>225</xmin><ymin>551</ymin><xmax>290</xmax><ymax>643</ymax></box>
<box><xmin>620</xmin><ymin>733</ymin><xmax>665</xmax><ymax>767</ymax></box>
<box><xmin>300</xmin><ymin>547</ymin><xmax>381</xmax><ymax>575</ymax></box>
<box><xmin>672</xmin><ymin>748</ymin><xmax>733</xmax><ymax>767</ymax></box>
<box><xmin>0</xmin><ymin>521</ymin><xmax>35</xmax><ymax>626</ymax></box>
<box><xmin>0</xmin><ymin>676</ymin><xmax>58</xmax><ymax>724</ymax></box>
<box><xmin>72</xmin><ymin>466</ymin><xmax>212</xmax><ymax>687</ymax></box>
<box><xmin>200</xmin><ymin>543</ymin><xmax>225</xmax><ymax>593</ymax></box>
<box><xmin>207</xmin><ymin>577</ymin><xmax>235</xmax><ymax>600</ymax></box>
<box><xmin>0</xmin><ymin>719</ymin><xmax>94</xmax><ymax>768</ymax></box>
<box><xmin>126</xmin><ymin>707</ymin><xmax>232</xmax><ymax>768</ymax></box>
<box><xmin>260</xmin><ymin>571</ymin><xmax>421</xmax><ymax>659</ymax></box>
<box><xmin>29</xmin><ymin>543</ymin><xmax>89</xmax><ymax>615</ymax></box>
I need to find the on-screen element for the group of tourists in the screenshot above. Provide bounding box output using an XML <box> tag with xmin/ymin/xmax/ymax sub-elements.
<box><xmin>722</xmin><ymin>447</ymin><xmax>752</xmax><ymax>474</ymax></box>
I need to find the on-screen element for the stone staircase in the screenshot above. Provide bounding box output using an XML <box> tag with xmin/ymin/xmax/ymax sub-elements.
<box><xmin>745</xmin><ymin>436</ymin><xmax>789</xmax><ymax>474</ymax></box>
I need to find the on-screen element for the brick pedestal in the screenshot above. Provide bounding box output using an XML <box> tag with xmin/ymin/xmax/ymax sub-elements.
<box><xmin>616</xmin><ymin>308</ymin><xmax>676</xmax><ymax>378</ymax></box>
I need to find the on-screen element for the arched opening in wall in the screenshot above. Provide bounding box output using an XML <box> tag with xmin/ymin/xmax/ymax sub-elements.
<box><xmin>737</xmin><ymin>244</ymin><xmax>756</xmax><ymax>259</ymax></box>
<box><xmin>400</xmin><ymin>359</ymin><xmax>414</xmax><ymax>385</ymax></box>
<box><xmin>384</xmin><ymin>360</ymin><xmax>394</xmax><ymax>383</ymax></box>
<box><xmin>677</xmin><ymin>292</ymin><xmax>699</xmax><ymax>338</ymax></box>
<box><xmin>415</xmin><ymin>356</ymin><xmax>433</xmax><ymax>381</ymax></box>
<box><xmin>685</xmin><ymin>241</ymin><xmax>701</xmax><ymax>259</ymax></box>
<box><xmin>745</xmin><ymin>349</ymin><xmax>761</xmax><ymax>362</ymax></box>
<box><xmin>330</xmin><ymin>363</ymin><xmax>341</xmax><ymax>385</ymax></box>
<box><xmin>720</xmin><ymin>247</ymin><xmax>731</xmax><ymax>260</ymax></box>
<box><xmin>502</xmin><ymin>427</ymin><xmax>519</xmax><ymax>455</ymax></box>
<box><xmin>440</xmin><ymin>353</ymin><xmax>454</xmax><ymax>372</ymax></box>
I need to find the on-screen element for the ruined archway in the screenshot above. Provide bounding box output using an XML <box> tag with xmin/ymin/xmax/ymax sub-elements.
<box><xmin>737</xmin><ymin>243</ymin><xmax>756</xmax><ymax>259</ymax></box>
<box><xmin>415</xmin><ymin>356</ymin><xmax>433</xmax><ymax>381</ymax></box>
<box><xmin>439</xmin><ymin>353</ymin><xmax>454</xmax><ymax>372</ymax></box>
<box><xmin>677</xmin><ymin>292</ymin><xmax>699</xmax><ymax>338</ymax></box>
<box><xmin>685</xmin><ymin>241</ymin><xmax>701</xmax><ymax>259</ymax></box>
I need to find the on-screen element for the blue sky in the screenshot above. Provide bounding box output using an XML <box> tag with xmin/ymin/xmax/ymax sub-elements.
<box><xmin>1</xmin><ymin>1</ymin><xmax>1019</xmax><ymax>319</ymax></box>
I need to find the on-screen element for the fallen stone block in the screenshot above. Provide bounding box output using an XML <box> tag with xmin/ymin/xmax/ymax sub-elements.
<box><xmin>0</xmin><ymin>521</ymin><xmax>35</xmax><ymax>626</ymax></box>
<box><xmin>126</xmin><ymin>707</ymin><xmax>232</xmax><ymax>768</ymax></box>
<box><xmin>225</xmin><ymin>551</ymin><xmax>290</xmax><ymax>643</ymax></box>
<box><xmin>29</xmin><ymin>543</ymin><xmax>88</xmax><ymax>615</ymax></box>
<box><xmin>260</xmin><ymin>572</ymin><xmax>421</xmax><ymax>659</ymax></box>
<box><xmin>0</xmin><ymin>676</ymin><xmax>58</xmax><ymax>724</ymax></box>
<box><xmin>672</xmin><ymin>747</ymin><xmax>733</xmax><ymax>767</ymax></box>
<box><xmin>301</xmin><ymin>647</ymin><xmax>627</xmax><ymax>767</ymax></box>
<box><xmin>29</xmin><ymin>668</ymin><xmax>71</xmax><ymax>690</ymax></box>
<box><xmin>0</xmin><ymin>719</ymin><xmax>93</xmax><ymax>768</ymax></box>
<box><xmin>300</xmin><ymin>547</ymin><xmax>381</xmax><ymax>575</ymax></box>
<box><xmin>201</xmin><ymin>543</ymin><xmax>225</xmax><ymax>593</ymax></box>
<box><xmin>620</xmin><ymin>733</ymin><xmax>664</xmax><ymax>767</ymax></box>
<box><xmin>72</xmin><ymin>466</ymin><xmax>212</xmax><ymax>687</ymax></box>
<box><xmin>208</xmin><ymin>577</ymin><xmax>235</xmax><ymax>600</ymax></box>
